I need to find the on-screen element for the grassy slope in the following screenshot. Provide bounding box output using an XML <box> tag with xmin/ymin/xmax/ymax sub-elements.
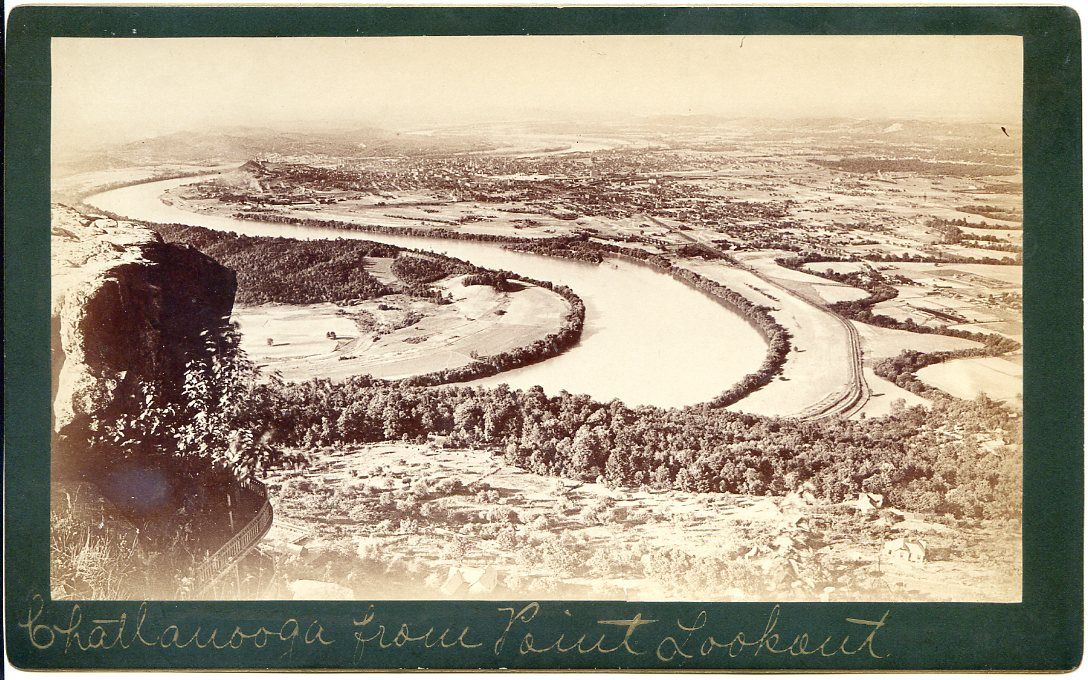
<box><xmin>252</xmin><ymin>443</ymin><xmax>1021</xmax><ymax>603</ymax></box>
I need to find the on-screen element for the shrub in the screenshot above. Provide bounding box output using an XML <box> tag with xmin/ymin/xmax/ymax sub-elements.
<box><xmin>92</xmin><ymin>325</ymin><xmax>302</xmax><ymax>485</ymax></box>
<box><xmin>434</xmin><ymin>478</ymin><xmax>467</xmax><ymax>495</ymax></box>
<box><xmin>50</xmin><ymin>488</ymin><xmax>185</xmax><ymax>600</ymax></box>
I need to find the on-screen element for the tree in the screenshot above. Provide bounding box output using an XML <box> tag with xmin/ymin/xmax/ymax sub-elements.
<box><xmin>94</xmin><ymin>324</ymin><xmax>301</xmax><ymax>484</ymax></box>
<box><xmin>571</xmin><ymin>426</ymin><xmax>606</xmax><ymax>479</ymax></box>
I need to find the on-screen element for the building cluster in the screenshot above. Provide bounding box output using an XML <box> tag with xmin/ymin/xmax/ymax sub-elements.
<box><xmin>188</xmin><ymin>144</ymin><xmax>1022</xmax><ymax>273</ymax></box>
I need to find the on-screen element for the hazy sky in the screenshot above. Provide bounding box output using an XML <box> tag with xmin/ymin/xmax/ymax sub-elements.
<box><xmin>53</xmin><ymin>35</ymin><xmax>1022</xmax><ymax>150</ymax></box>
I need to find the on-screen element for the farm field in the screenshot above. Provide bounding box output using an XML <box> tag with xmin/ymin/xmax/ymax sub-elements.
<box><xmin>801</xmin><ymin>259</ymin><xmax>1021</xmax><ymax>345</ymax></box>
<box><xmin>234</xmin><ymin>274</ymin><xmax>570</xmax><ymax>382</ymax></box>
<box><xmin>251</xmin><ymin>443</ymin><xmax>1022</xmax><ymax>602</ymax></box>
<box><xmin>959</xmin><ymin>224</ymin><xmax>1022</xmax><ymax>241</ymax></box>
<box><xmin>857</xmin><ymin>367</ymin><xmax>932</xmax><ymax>418</ymax></box>
<box><xmin>917</xmin><ymin>355</ymin><xmax>1023</xmax><ymax>405</ymax></box>
<box><xmin>81</xmin><ymin>140</ymin><xmax>1024</xmax><ymax>419</ymax></box>
<box><xmin>851</xmin><ymin>321</ymin><xmax>981</xmax><ymax>360</ymax></box>
<box><xmin>168</xmin><ymin>179</ymin><xmax>589</xmax><ymax>240</ymax></box>
<box><xmin>876</xmin><ymin>264</ymin><xmax>1022</xmax><ymax>341</ymax></box>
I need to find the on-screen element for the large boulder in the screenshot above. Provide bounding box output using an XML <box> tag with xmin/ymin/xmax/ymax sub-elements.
<box><xmin>50</xmin><ymin>205</ymin><xmax>237</xmax><ymax>466</ymax></box>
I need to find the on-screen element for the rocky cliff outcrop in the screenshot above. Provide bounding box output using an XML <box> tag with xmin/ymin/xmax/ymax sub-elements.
<box><xmin>51</xmin><ymin>205</ymin><xmax>237</xmax><ymax>469</ymax></box>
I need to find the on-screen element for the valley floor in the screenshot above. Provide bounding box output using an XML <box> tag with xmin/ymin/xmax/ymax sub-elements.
<box><xmin>234</xmin><ymin>273</ymin><xmax>570</xmax><ymax>382</ymax></box>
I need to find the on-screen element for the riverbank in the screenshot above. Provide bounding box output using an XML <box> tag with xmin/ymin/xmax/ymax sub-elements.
<box><xmin>71</xmin><ymin>206</ymin><xmax>588</xmax><ymax>389</ymax></box>
<box><xmin>84</xmin><ymin>176</ymin><xmax>768</xmax><ymax>408</ymax></box>
<box><xmin>53</xmin><ymin>164</ymin><xmax>237</xmax><ymax>204</ymax></box>
<box><xmin>779</xmin><ymin>254</ymin><xmax>1021</xmax><ymax>407</ymax></box>
<box><xmin>179</xmin><ymin>204</ymin><xmax>790</xmax><ymax>409</ymax></box>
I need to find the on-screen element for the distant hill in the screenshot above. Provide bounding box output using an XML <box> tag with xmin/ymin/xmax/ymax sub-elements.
<box><xmin>54</xmin><ymin>117</ymin><xmax>1019</xmax><ymax>177</ymax></box>
<box><xmin>55</xmin><ymin>126</ymin><xmax>496</xmax><ymax>175</ymax></box>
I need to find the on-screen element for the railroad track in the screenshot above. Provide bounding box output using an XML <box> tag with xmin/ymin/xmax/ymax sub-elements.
<box><xmin>648</xmin><ymin>216</ymin><xmax>870</xmax><ymax>420</ymax></box>
<box><xmin>789</xmin><ymin>308</ymin><xmax>870</xmax><ymax>421</ymax></box>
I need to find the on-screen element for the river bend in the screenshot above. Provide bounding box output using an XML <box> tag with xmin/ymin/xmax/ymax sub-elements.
<box><xmin>86</xmin><ymin>175</ymin><xmax>767</xmax><ymax>408</ymax></box>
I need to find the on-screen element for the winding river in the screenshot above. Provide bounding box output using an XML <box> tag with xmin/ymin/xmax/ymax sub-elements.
<box><xmin>86</xmin><ymin>175</ymin><xmax>767</xmax><ymax>408</ymax></box>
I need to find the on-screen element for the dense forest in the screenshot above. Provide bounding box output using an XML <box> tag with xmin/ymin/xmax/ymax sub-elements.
<box><xmin>506</xmin><ymin>237</ymin><xmax>607</xmax><ymax>263</ymax></box>
<box><xmin>391</xmin><ymin>254</ymin><xmax>460</xmax><ymax>285</ymax></box>
<box><xmin>865</xmin><ymin>251</ymin><xmax>1021</xmax><ymax>265</ymax></box>
<box><xmin>255</xmin><ymin>378</ymin><xmax>1021</xmax><ymax>520</ymax></box>
<box><xmin>150</xmin><ymin>222</ymin><xmax>399</xmax><ymax>304</ymax></box>
<box><xmin>927</xmin><ymin>216</ymin><xmax>1022</xmax><ymax>232</ymax></box>
<box><xmin>956</xmin><ymin>204</ymin><xmax>1024</xmax><ymax>223</ymax></box>
<box><xmin>461</xmin><ymin>270</ymin><xmax>523</xmax><ymax>291</ymax></box>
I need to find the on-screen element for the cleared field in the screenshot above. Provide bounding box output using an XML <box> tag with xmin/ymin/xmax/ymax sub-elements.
<box><xmin>848</xmin><ymin>322</ymin><xmax>979</xmax><ymax>419</ymax></box>
<box><xmin>851</xmin><ymin>320</ymin><xmax>981</xmax><ymax>360</ymax></box>
<box><xmin>812</xmin><ymin>283</ymin><xmax>871</xmax><ymax>304</ymax></box>
<box><xmin>803</xmin><ymin>261</ymin><xmax>868</xmax><ymax>276</ymax></box>
<box><xmin>256</xmin><ymin>443</ymin><xmax>1021</xmax><ymax>602</ymax></box>
<box><xmin>855</xmin><ymin>367</ymin><xmax>932</xmax><ymax>419</ymax></box>
<box><xmin>959</xmin><ymin>225</ymin><xmax>1022</xmax><ymax>241</ymax></box>
<box><xmin>233</xmin><ymin>275</ymin><xmax>570</xmax><ymax>382</ymax></box>
<box><xmin>879</xmin><ymin>262</ymin><xmax>1022</xmax><ymax>288</ymax></box>
<box><xmin>869</xmin><ymin>263</ymin><xmax>1022</xmax><ymax>343</ymax></box>
<box><xmin>754</xmin><ymin>273</ymin><xmax>987</xmax><ymax>421</ymax></box>
<box><xmin>361</xmin><ymin>256</ymin><xmax>398</xmax><ymax>285</ymax></box>
<box><xmin>775</xmin><ymin>261</ymin><xmax>991</xmax><ymax>419</ymax></box>
<box><xmin>949</xmin><ymin>320</ymin><xmax>1022</xmax><ymax>341</ymax></box>
<box><xmin>940</xmin><ymin>244</ymin><xmax>1022</xmax><ymax>261</ymax></box>
<box><xmin>917</xmin><ymin>355</ymin><xmax>1023</xmax><ymax>405</ymax></box>
<box><xmin>173</xmin><ymin>190</ymin><xmax>586</xmax><ymax>240</ymax></box>
<box><xmin>748</xmin><ymin>253</ymin><xmax>870</xmax><ymax>305</ymax></box>
<box><xmin>873</xmin><ymin>293</ymin><xmax>1003</xmax><ymax>328</ymax></box>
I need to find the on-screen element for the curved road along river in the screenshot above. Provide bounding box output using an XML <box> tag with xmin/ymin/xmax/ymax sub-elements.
<box><xmin>647</xmin><ymin>216</ymin><xmax>870</xmax><ymax>420</ymax></box>
<box><xmin>86</xmin><ymin>175</ymin><xmax>768</xmax><ymax>409</ymax></box>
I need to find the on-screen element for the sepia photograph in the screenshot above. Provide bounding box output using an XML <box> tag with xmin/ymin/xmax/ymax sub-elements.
<box><xmin>49</xmin><ymin>34</ymin><xmax>1024</xmax><ymax>604</ymax></box>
